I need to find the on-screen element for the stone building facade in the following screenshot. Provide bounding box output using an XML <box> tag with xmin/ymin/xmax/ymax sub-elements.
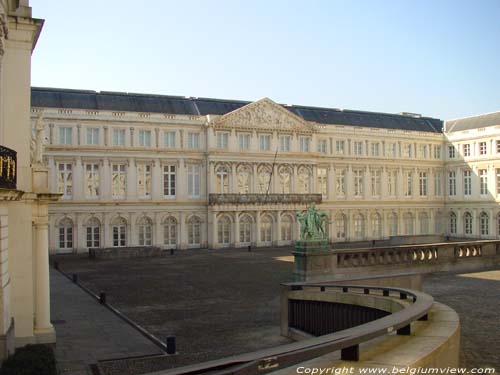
<box><xmin>32</xmin><ymin>88</ymin><xmax>462</xmax><ymax>253</ymax></box>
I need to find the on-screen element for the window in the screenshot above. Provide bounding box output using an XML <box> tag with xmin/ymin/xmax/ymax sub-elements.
<box><xmin>187</xmin><ymin>216</ymin><xmax>201</xmax><ymax>247</ymax></box>
<box><xmin>86</xmin><ymin>218</ymin><xmax>100</xmax><ymax>248</ymax></box>
<box><xmin>335</xmin><ymin>140</ymin><xmax>345</xmax><ymax>155</ymax></box>
<box><xmin>318</xmin><ymin>167</ymin><xmax>327</xmax><ymax>198</ymax></box>
<box><xmin>479</xmin><ymin>169</ymin><xmax>488</xmax><ymax>195</ymax></box>
<box><xmin>354</xmin><ymin>214</ymin><xmax>365</xmax><ymax>239</ymax></box>
<box><xmin>137</xmin><ymin>164</ymin><xmax>151</xmax><ymax>198</ymax></box>
<box><xmin>163</xmin><ymin>217</ymin><xmax>177</xmax><ymax>248</ymax></box>
<box><xmin>463</xmin><ymin>144</ymin><xmax>470</xmax><ymax>157</ymax></box>
<box><xmin>479</xmin><ymin>142</ymin><xmax>487</xmax><ymax>155</ymax></box>
<box><xmin>435</xmin><ymin>172</ymin><xmax>442</xmax><ymax>196</ymax></box>
<box><xmin>58</xmin><ymin>218</ymin><xmax>73</xmax><ymax>249</ymax></box>
<box><xmin>259</xmin><ymin>134</ymin><xmax>271</xmax><ymax>151</ymax></box>
<box><xmin>260</xmin><ymin>216</ymin><xmax>272</xmax><ymax>243</ymax></box>
<box><xmin>138</xmin><ymin>217</ymin><xmax>153</xmax><ymax>246</ymax></box>
<box><xmin>239</xmin><ymin>133</ymin><xmax>250</xmax><ymax>150</ymax></box>
<box><xmin>353</xmin><ymin>169</ymin><xmax>363</xmax><ymax>197</ymax></box>
<box><xmin>418</xmin><ymin>145</ymin><xmax>427</xmax><ymax>158</ymax></box>
<box><xmin>387</xmin><ymin>143</ymin><xmax>397</xmax><ymax>157</ymax></box>
<box><xmin>480</xmin><ymin>212</ymin><xmax>489</xmax><ymax>236</ymax></box>
<box><xmin>86</xmin><ymin>128</ymin><xmax>99</xmax><ymax>145</ymax></box>
<box><xmin>371</xmin><ymin>170</ymin><xmax>381</xmax><ymax>196</ymax></box>
<box><xmin>85</xmin><ymin>163</ymin><xmax>99</xmax><ymax>198</ymax></box>
<box><xmin>318</xmin><ymin>139</ymin><xmax>327</xmax><ymax>154</ymax></box>
<box><xmin>216</xmin><ymin>132</ymin><xmax>229</xmax><ymax>149</ymax></box>
<box><xmin>448</xmin><ymin>145</ymin><xmax>456</xmax><ymax>159</ymax></box>
<box><xmin>138</xmin><ymin>130</ymin><xmax>151</xmax><ymax>147</ymax></box>
<box><xmin>300</xmin><ymin>137</ymin><xmax>310</xmax><ymax>152</ymax></box>
<box><xmin>298</xmin><ymin>168</ymin><xmax>311</xmax><ymax>194</ymax></box>
<box><xmin>335</xmin><ymin>214</ymin><xmax>346</xmax><ymax>239</ymax></box>
<box><xmin>57</xmin><ymin>163</ymin><xmax>73</xmax><ymax>198</ymax></box>
<box><xmin>464</xmin><ymin>212</ymin><xmax>473</xmax><ymax>235</ymax></box>
<box><xmin>389</xmin><ymin>213</ymin><xmax>398</xmax><ymax>236</ymax></box>
<box><xmin>353</xmin><ymin>141</ymin><xmax>363</xmax><ymax>155</ymax></box>
<box><xmin>258</xmin><ymin>167</ymin><xmax>271</xmax><ymax>193</ymax></box>
<box><xmin>112</xmin><ymin>129</ymin><xmax>125</xmax><ymax>146</ymax></box>
<box><xmin>59</xmin><ymin>127</ymin><xmax>72</xmax><ymax>145</ymax></box>
<box><xmin>216</xmin><ymin>165</ymin><xmax>230</xmax><ymax>193</ymax></box>
<box><xmin>388</xmin><ymin>170</ymin><xmax>397</xmax><ymax>196</ymax></box>
<box><xmin>463</xmin><ymin>170</ymin><xmax>471</xmax><ymax>196</ymax></box>
<box><xmin>497</xmin><ymin>140</ymin><xmax>500</xmax><ymax>154</ymax></box>
<box><xmin>281</xmin><ymin>215</ymin><xmax>293</xmax><ymax>241</ymax></box>
<box><xmin>279</xmin><ymin>167</ymin><xmax>291</xmax><ymax>194</ymax></box>
<box><xmin>402</xmin><ymin>144</ymin><xmax>411</xmax><ymax>158</ymax></box>
<box><xmin>336</xmin><ymin>169</ymin><xmax>345</xmax><ymax>197</ymax></box>
<box><xmin>239</xmin><ymin>215</ymin><xmax>252</xmax><ymax>243</ymax></box>
<box><xmin>371</xmin><ymin>142</ymin><xmax>380</xmax><ymax>156</ymax></box>
<box><xmin>112</xmin><ymin>217</ymin><xmax>127</xmax><ymax>247</ymax></box>
<box><xmin>112</xmin><ymin>164</ymin><xmax>126</xmax><ymax>198</ymax></box>
<box><xmin>279</xmin><ymin>135</ymin><xmax>291</xmax><ymax>152</ymax></box>
<box><xmin>187</xmin><ymin>132</ymin><xmax>200</xmax><ymax>149</ymax></box>
<box><xmin>449</xmin><ymin>212</ymin><xmax>457</xmax><ymax>235</ymax></box>
<box><xmin>164</xmin><ymin>131</ymin><xmax>176</xmax><ymax>148</ymax></box>
<box><xmin>187</xmin><ymin>165</ymin><xmax>200</xmax><ymax>198</ymax></box>
<box><xmin>217</xmin><ymin>216</ymin><xmax>231</xmax><ymax>246</ymax></box>
<box><xmin>448</xmin><ymin>171</ymin><xmax>456</xmax><ymax>196</ymax></box>
<box><xmin>433</xmin><ymin>145</ymin><xmax>441</xmax><ymax>159</ymax></box>
<box><xmin>419</xmin><ymin>171</ymin><xmax>427</xmax><ymax>196</ymax></box>
<box><xmin>237</xmin><ymin>166</ymin><xmax>251</xmax><ymax>194</ymax></box>
<box><xmin>404</xmin><ymin>171</ymin><xmax>412</xmax><ymax>197</ymax></box>
<box><xmin>163</xmin><ymin>165</ymin><xmax>176</xmax><ymax>197</ymax></box>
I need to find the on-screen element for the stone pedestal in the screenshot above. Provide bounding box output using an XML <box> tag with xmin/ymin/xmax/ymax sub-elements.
<box><xmin>32</xmin><ymin>166</ymin><xmax>50</xmax><ymax>194</ymax></box>
<box><xmin>293</xmin><ymin>239</ymin><xmax>333</xmax><ymax>282</ymax></box>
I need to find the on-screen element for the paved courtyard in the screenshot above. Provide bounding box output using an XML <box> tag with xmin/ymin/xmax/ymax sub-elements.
<box><xmin>52</xmin><ymin>248</ymin><xmax>499</xmax><ymax>373</ymax></box>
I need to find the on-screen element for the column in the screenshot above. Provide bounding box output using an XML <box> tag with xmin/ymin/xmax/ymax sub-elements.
<box><xmin>255</xmin><ymin>212</ymin><xmax>261</xmax><ymax>246</ymax></box>
<box><xmin>129</xmin><ymin>127</ymin><xmax>135</xmax><ymax>147</ymax></box>
<box><xmin>234</xmin><ymin>214</ymin><xmax>240</xmax><ymax>247</ymax></box>
<box><xmin>102</xmin><ymin>158</ymin><xmax>111</xmax><ymax>200</ymax></box>
<box><xmin>178</xmin><ymin>159</ymin><xmax>187</xmax><ymax>200</ymax></box>
<box><xmin>346</xmin><ymin>165</ymin><xmax>353</xmax><ymax>200</ymax></box>
<box><xmin>312</xmin><ymin>165</ymin><xmax>318</xmax><ymax>194</ymax></box>
<box><xmin>252</xmin><ymin>163</ymin><xmax>258</xmax><ymax>193</ymax></box>
<box><xmin>154</xmin><ymin>212</ymin><xmax>162</xmax><ymax>247</ymax></box>
<box><xmin>292</xmin><ymin>164</ymin><xmax>298</xmax><ymax>193</ymax></box>
<box><xmin>231</xmin><ymin>163</ymin><xmax>237</xmax><ymax>194</ymax></box>
<box><xmin>48</xmin><ymin>157</ymin><xmax>56</xmax><ymax>194</ymax></box>
<box><xmin>34</xmin><ymin>220</ymin><xmax>55</xmax><ymax>338</ymax></box>
<box><xmin>103</xmin><ymin>126</ymin><xmax>109</xmax><ymax>146</ymax></box>
<box><xmin>381</xmin><ymin>167</ymin><xmax>388</xmax><ymax>198</ymax></box>
<box><xmin>276</xmin><ymin>211</ymin><xmax>282</xmax><ymax>245</ymax></box>
<box><xmin>364</xmin><ymin>166</ymin><xmax>370</xmax><ymax>199</ymax></box>
<box><xmin>413</xmin><ymin>167</ymin><xmax>419</xmax><ymax>198</ymax></box>
<box><xmin>328</xmin><ymin>164</ymin><xmax>335</xmax><ymax>201</ymax></box>
<box><xmin>155</xmin><ymin>128</ymin><xmax>160</xmax><ymax>148</ymax></box>
<box><xmin>49</xmin><ymin>123</ymin><xmax>54</xmax><ymax>144</ymax></box>
<box><xmin>152</xmin><ymin>159</ymin><xmax>162</xmax><ymax>200</ymax></box>
<box><xmin>456</xmin><ymin>208</ymin><xmax>463</xmax><ymax>237</ymax></box>
<box><xmin>126</xmin><ymin>158</ymin><xmax>137</xmax><ymax>199</ymax></box>
<box><xmin>77</xmin><ymin>124</ymin><xmax>82</xmax><ymax>145</ymax></box>
<box><xmin>74</xmin><ymin>157</ymin><xmax>84</xmax><ymax>200</ymax></box>
<box><xmin>397</xmin><ymin>167</ymin><xmax>404</xmax><ymax>199</ymax></box>
<box><xmin>179</xmin><ymin>212</ymin><xmax>187</xmax><ymax>249</ymax></box>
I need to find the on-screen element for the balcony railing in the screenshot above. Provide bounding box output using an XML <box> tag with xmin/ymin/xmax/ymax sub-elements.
<box><xmin>209</xmin><ymin>193</ymin><xmax>322</xmax><ymax>205</ymax></box>
<box><xmin>0</xmin><ymin>146</ymin><xmax>17</xmax><ymax>190</ymax></box>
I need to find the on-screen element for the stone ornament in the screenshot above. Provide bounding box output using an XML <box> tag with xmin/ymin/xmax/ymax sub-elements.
<box><xmin>31</xmin><ymin>112</ymin><xmax>46</xmax><ymax>165</ymax></box>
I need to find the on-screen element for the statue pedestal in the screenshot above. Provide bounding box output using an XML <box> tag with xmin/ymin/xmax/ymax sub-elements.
<box><xmin>32</xmin><ymin>166</ymin><xmax>50</xmax><ymax>193</ymax></box>
<box><xmin>293</xmin><ymin>239</ymin><xmax>333</xmax><ymax>282</ymax></box>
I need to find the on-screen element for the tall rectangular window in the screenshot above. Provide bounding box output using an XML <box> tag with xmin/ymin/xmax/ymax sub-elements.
<box><xmin>418</xmin><ymin>145</ymin><xmax>428</xmax><ymax>158</ymax></box>
<box><xmin>387</xmin><ymin>143</ymin><xmax>397</xmax><ymax>157</ymax></box>
<box><xmin>259</xmin><ymin>134</ymin><xmax>271</xmax><ymax>151</ymax></box>
<box><xmin>463</xmin><ymin>144</ymin><xmax>470</xmax><ymax>157</ymax></box>
<box><xmin>113</xmin><ymin>129</ymin><xmax>125</xmax><ymax>146</ymax></box>
<box><xmin>448</xmin><ymin>171</ymin><xmax>456</xmax><ymax>196</ymax></box>
<box><xmin>59</xmin><ymin>127</ymin><xmax>72</xmax><ymax>145</ymax></box>
<box><xmin>86</xmin><ymin>128</ymin><xmax>99</xmax><ymax>145</ymax></box>
<box><xmin>318</xmin><ymin>139</ymin><xmax>327</xmax><ymax>154</ymax></box>
<box><xmin>479</xmin><ymin>142</ymin><xmax>487</xmax><ymax>155</ymax></box>
<box><xmin>112</xmin><ymin>164</ymin><xmax>126</xmax><ymax>198</ymax></box>
<box><xmin>163</xmin><ymin>165</ymin><xmax>176</xmax><ymax>197</ymax></box>
<box><xmin>371</xmin><ymin>170</ymin><xmax>381</xmax><ymax>196</ymax></box>
<box><xmin>336</xmin><ymin>169</ymin><xmax>345</xmax><ymax>197</ymax></box>
<box><xmin>187</xmin><ymin>132</ymin><xmax>200</xmax><ymax>149</ymax></box>
<box><xmin>435</xmin><ymin>172</ymin><xmax>442</xmax><ymax>196</ymax></box>
<box><xmin>164</xmin><ymin>131</ymin><xmax>176</xmax><ymax>148</ymax></box>
<box><xmin>279</xmin><ymin>135</ymin><xmax>291</xmax><ymax>152</ymax></box>
<box><xmin>318</xmin><ymin>167</ymin><xmax>327</xmax><ymax>198</ymax></box>
<box><xmin>404</xmin><ymin>171</ymin><xmax>412</xmax><ymax>197</ymax></box>
<box><xmin>187</xmin><ymin>165</ymin><xmax>200</xmax><ymax>198</ymax></box>
<box><xmin>300</xmin><ymin>137</ymin><xmax>311</xmax><ymax>152</ymax></box>
<box><xmin>448</xmin><ymin>145</ymin><xmax>455</xmax><ymax>159</ymax></box>
<box><xmin>419</xmin><ymin>171</ymin><xmax>427</xmax><ymax>196</ymax></box>
<box><xmin>388</xmin><ymin>170</ymin><xmax>397</xmax><ymax>196</ymax></box>
<box><xmin>479</xmin><ymin>169</ymin><xmax>488</xmax><ymax>195</ymax></box>
<box><xmin>353</xmin><ymin>169</ymin><xmax>363</xmax><ymax>197</ymax></box>
<box><xmin>239</xmin><ymin>133</ymin><xmax>250</xmax><ymax>150</ymax></box>
<box><xmin>354</xmin><ymin>141</ymin><xmax>363</xmax><ymax>155</ymax></box>
<box><xmin>137</xmin><ymin>164</ymin><xmax>151</xmax><ymax>198</ymax></box>
<box><xmin>138</xmin><ymin>130</ymin><xmax>151</xmax><ymax>147</ymax></box>
<box><xmin>216</xmin><ymin>132</ymin><xmax>229</xmax><ymax>149</ymax></box>
<box><xmin>85</xmin><ymin>163</ymin><xmax>99</xmax><ymax>198</ymax></box>
<box><xmin>403</xmin><ymin>144</ymin><xmax>412</xmax><ymax>158</ymax></box>
<box><xmin>434</xmin><ymin>145</ymin><xmax>441</xmax><ymax>159</ymax></box>
<box><xmin>371</xmin><ymin>142</ymin><xmax>380</xmax><ymax>157</ymax></box>
<box><xmin>463</xmin><ymin>170</ymin><xmax>471</xmax><ymax>196</ymax></box>
<box><xmin>335</xmin><ymin>140</ymin><xmax>345</xmax><ymax>155</ymax></box>
<box><xmin>57</xmin><ymin>163</ymin><xmax>73</xmax><ymax>198</ymax></box>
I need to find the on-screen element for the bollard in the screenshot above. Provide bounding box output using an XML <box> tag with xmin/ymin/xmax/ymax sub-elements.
<box><xmin>54</xmin><ymin>261</ymin><xmax>59</xmax><ymax>270</ymax></box>
<box><xmin>248</xmin><ymin>245</ymin><xmax>251</xmax><ymax>252</ymax></box>
<box><xmin>99</xmin><ymin>292</ymin><xmax>106</xmax><ymax>304</ymax></box>
<box><xmin>166</xmin><ymin>336</ymin><xmax>176</xmax><ymax>354</ymax></box>
<box><xmin>170</xmin><ymin>248</ymin><xmax>174</xmax><ymax>255</ymax></box>
<box><xmin>72</xmin><ymin>273</ymin><xmax>78</xmax><ymax>283</ymax></box>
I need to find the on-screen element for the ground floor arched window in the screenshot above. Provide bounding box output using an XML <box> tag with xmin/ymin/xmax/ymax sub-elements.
<box><xmin>86</xmin><ymin>217</ymin><xmax>100</xmax><ymax>248</ymax></box>
<box><xmin>464</xmin><ymin>212</ymin><xmax>473</xmax><ymax>236</ymax></box>
<box><xmin>59</xmin><ymin>218</ymin><xmax>74</xmax><ymax>250</ymax></box>
<box><xmin>239</xmin><ymin>215</ymin><xmax>252</xmax><ymax>244</ymax></box>
<box><xmin>281</xmin><ymin>215</ymin><xmax>293</xmax><ymax>241</ymax></box>
<box><xmin>217</xmin><ymin>215</ymin><xmax>231</xmax><ymax>246</ymax></box>
<box><xmin>480</xmin><ymin>212</ymin><xmax>489</xmax><ymax>236</ymax></box>
<box><xmin>354</xmin><ymin>214</ymin><xmax>365</xmax><ymax>240</ymax></box>
<box><xmin>163</xmin><ymin>217</ymin><xmax>177</xmax><ymax>248</ymax></box>
<box><xmin>260</xmin><ymin>215</ymin><xmax>272</xmax><ymax>244</ymax></box>
<box><xmin>449</xmin><ymin>212</ymin><xmax>457</xmax><ymax>235</ymax></box>
<box><xmin>187</xmin><ymin>216</ymin><xmax>201</xmax><ymax>247</ymax></box>
<box><xmin>138</xmin><ymin>217</ymin><xmax>153</xmax><ymax>246</ymax></box>
<box><xmin>335</xmin><ymin>214</ymin><xmax>346</xmax><ymax>240</ymax></box>
<box><xmin>111</xmin><ymin>217</ymin><xmax>127</xmax><ymax>247</ymax></box>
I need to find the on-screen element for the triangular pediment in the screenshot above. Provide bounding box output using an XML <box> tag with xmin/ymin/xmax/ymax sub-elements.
<box><xmin>213</xmin><ymin>98</ymin><xmax>315</xmax><ymax>132</ymax></box>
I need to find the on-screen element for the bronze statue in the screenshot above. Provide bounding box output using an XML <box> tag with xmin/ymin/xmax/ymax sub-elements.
<box><xmin>296</xmin><ymin>204</ymin><xmax>328</xmax><ymax>240</ymax></box>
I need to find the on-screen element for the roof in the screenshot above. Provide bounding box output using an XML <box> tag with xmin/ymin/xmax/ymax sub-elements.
<box><xmin>31</xmin><ymin>87</ymin><xmax>443</xmax><ymax>133</ymax></box>
<box><xmin>445</xmin><ymin>111</ymin><xmax>500</xmax><ymax>132</ymax></box>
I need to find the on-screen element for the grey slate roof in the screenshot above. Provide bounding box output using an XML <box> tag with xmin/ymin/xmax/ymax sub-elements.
<box><xmin>445</xmin><ymin>111</ymin><xmax>500</xmax><ymax>132</ymax></box>
<box><xmin>31</xmin><ymin>87</ymin><xmax>443</xmax><ymax>133</ymax></box>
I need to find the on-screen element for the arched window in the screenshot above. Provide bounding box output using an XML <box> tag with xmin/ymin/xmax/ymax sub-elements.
<box><xmin>187</xmin><ymin>216</ymin><xmax>201</xmax><ymax>247</ymax></box>
<box><xmin>260</xmin><ymin>215</ymin><xmax>272</xmax><ymax>244</ymax></box>
<box><xmin>258</xmin><ymin>166</ymin><xmax>272</xmax><ymax>194</ymax></box>
<box><xmin>86</xmin><ymin>217</ymin><xmax>100</xmax><ymax>248</ymax></box>
<box><xmin>449</xmin><ymin>212</ymin><xmax>457</xmax><ymax>235</ymax></box>
<box><xmin>163</xmin><ymin>217</ymin><xmax>177</xmax><ymax>248</ymax></box>
<box><xmin>354</xmin><ymin>213</ymin><xmax>365</xmax><ymax>240</ymax></box>
<box><xmin>298</xmin><ymin>167</ymin><xmax>311</xmax><ymax>194</ymax></box>
<box><xmin>217</xmin><ymin>215</ymin><xmax>231</xmax><ymax>246</ymax></box>
<box><xmin>111</xmin><ymin>217</ymin><xmax>127</xmax><ymax>247</ymax></box>
<box><xmin>480</xmin><ymin>212</ymin><xmax>489</xmax><ymax>236</ymax></box>
<box><xmin>239</xmin><ymin>215</ymin><xmax>252</xmax><ymax>244</ymax></box>
<box><xmin>58</xmin><ymin>218</ymin><xmax>74</xmax><ymax>250</ymax></box>
<box><xmin>138</xmin><ymin>216</ymin><xmax>153</xmax><ymax>246</ymax></box>
<box><xmin>216</xmin><ymin>165</ymin><xmax>230</xmax><ymax>194</ymax></box>
<box><xmin>281</xmin><ymin>215</ymin><xmax>293</xmax><ymax>241</ymax></box>
<box><xmin>279</xmin><ymin>167</ymin><xmax>291</xmax><ymax>194</ymax></box>
<box><xmin>237</xmin><ymin>166</ymin><xmax>251</xmax><ymax>194</ymax></box>
<box><xmin>371</xmin><ymin>213</ymin><xmax>382</xmax><ymax>238</ymax></box>
<box><xmin>388</xmin><ymin>213</ymin><xmax>398</xmax><ymax>236</ymax></box>
<box><xmin>464</xmin><ymin>212</ymin><xmax>473</xmax><ymax>236</ymax></box>
<box><xmin>404</xmin><ymin>213</ymin><xmax>414</xmax><ymax>235</ymax></box>
<box><xmin>419</xmin><ymin>212</ymin><xmax>429</xmax><ymax>235</ymax></box>
<box><xmin>335</xmin><ymin>214</ymin><xmax>346</xmax><ymax>240</ymax></box>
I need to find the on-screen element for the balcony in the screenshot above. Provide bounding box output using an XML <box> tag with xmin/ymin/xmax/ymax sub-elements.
<box><xmin>209</xmin><ymin>193</ymin><xmax>322</xmax><ymax>205</ymax></box>
<box><xmin>0</xmin><ymin>146</ymin><xmax>17</xmax><ymax>190</ymax></box>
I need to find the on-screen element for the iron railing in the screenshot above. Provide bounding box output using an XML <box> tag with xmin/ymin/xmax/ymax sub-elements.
<box><xmin>0</xmin><ymin>146</ymin><xmax>16</xmax><ymax>190</ymax></box>
<box><xmin>209</xmin><ymin>193</ymin><xmax>322</xmax><ymax>205</ymax></box>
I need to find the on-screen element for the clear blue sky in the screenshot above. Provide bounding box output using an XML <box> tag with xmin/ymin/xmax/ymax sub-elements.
<box><xmin>30</xmin><ymin>0</ymin><xmax>500</xmax><ymax>120</ymax></box>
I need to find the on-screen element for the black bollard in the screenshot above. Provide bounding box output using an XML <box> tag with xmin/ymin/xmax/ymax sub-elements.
<box><xmin>72</xmin><ymin>273</ymin><xmax>78</xmax><ymax>283</ymax></box>
<box><xmin>54</xmin><ymin>261</ymin><xmax>59</xmax><ymax>270</ymax></box>
<box><xmin>166</xmin><ymin>336</ymin><xmax>176</xmax><ymax>354</ymax></box>
<box><xmin>247</xmin><ymin>245</ymin><xmax>251</xmax><ymax>252</ymax></box>
<box><xmin>170</xmin><ymin>248</ymin><xmax>174</xmax><ymax>255</ymax></box>
<box><xmin>99</xmin><ymin>292</ymin><xmax>106</xmax><ymax>304</ymax></box>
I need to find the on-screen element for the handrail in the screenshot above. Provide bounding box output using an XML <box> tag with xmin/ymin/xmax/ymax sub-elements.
<box><xmin>159</xmin><ymin>284</ymin><xmax>433</xmax><ymax>375</ymax></box>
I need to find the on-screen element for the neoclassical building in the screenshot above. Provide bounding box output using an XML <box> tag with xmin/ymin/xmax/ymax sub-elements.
<box><xmin>32</xmin><ymin>87</ymin><xmax>461</xmax><ymax>253</ymax></box>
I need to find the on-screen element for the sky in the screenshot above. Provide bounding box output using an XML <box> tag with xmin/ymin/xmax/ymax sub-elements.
<box><xmin>30</xmin><ymin>0</ymin><xmax>500</xmax><ymax>120</ymax></box>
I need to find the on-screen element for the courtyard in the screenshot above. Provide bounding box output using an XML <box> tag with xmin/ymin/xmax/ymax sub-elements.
<box><xmin>52</xmin><ymin>247</ymin><xmax>499</xmax><ymax>373</ymax></box>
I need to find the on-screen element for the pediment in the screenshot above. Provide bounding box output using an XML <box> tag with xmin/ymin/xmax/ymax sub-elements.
<box><xmin>213</xmin><ymin>98</ymin><xmax>315</xmax><ymax>133</ymax></box>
